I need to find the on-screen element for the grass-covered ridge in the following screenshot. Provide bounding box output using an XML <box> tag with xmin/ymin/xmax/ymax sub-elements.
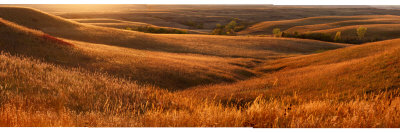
<box><xmin>0</xmin><ymin>5</ymin><xmax>399</xmax><ymax>127</ymax></box>
<box><xmin>240</xmin><ymin>15</ymin><xmax>400</xmax><ymax>44</ymax></box>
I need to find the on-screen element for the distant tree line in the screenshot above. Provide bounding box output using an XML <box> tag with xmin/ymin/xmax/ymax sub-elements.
<box><xmin>273</xmin><ymin>27</ymin><xmax>375</xmax><ymax>44</ymax></box>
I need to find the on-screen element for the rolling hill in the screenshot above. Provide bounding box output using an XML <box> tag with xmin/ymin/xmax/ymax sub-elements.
<box><xmin>0</xmin><ymin>6</ymin><xmax>349</xmax><ymax>59</ymax></box>
<box><xmin>239</xmin><ymin>15</ymin><xmax>400</xmax><ymax>33</ymax></box>
<box><xmin>239</xmin><ymin>15</ymin><xmax>400</xmax><ymax>43</ymax></box>
<box><xmin>70</xmin><ymin>18</ymin><xmax>204</xmax><ymax>34</ymax></box>
<box><xmin>1</xmin><ymin>6</ymin><xmax>399</xmax><ymax>127</ymax></box>
<box><xmin>0</xmin><ymin>45</ymin><xmax>165</xmax><ymax>126</ymax></box>
<box><xmin>306</xmin><ymin>24</ymin><xmax>400</xmax><ymax>42</ymax></box>
<box><xmin>1</xmin><ymin>37</ymin><xmax>398</xmax><ymax>127</ymax></box>
<box><xmin>0</xmin><ymin>17</ymin><xmax>264</xmax><ymax>90</ymax></box>
<box><xmin>285</xmin><ymin>16</ymin><xmax>400</xmax><ymax>33</ymax></box>
<box><xmin>0</xmin><ymin>7</ymin><xmax>351</xmax><ymax>90</ymax></box>
<box><xmin>238</xmin><ymin>15</ymin><xmax>379</xmax><ymax>35</ymax></box>
<box><xmin>143</xmin><ymin>37</ymin><xmax>400</xmax><ymax>127</ymax></box>
<box><xmin>180</xmin><ymin>38</ymin><xmax>400</xmax><ymax>103</ymax></box>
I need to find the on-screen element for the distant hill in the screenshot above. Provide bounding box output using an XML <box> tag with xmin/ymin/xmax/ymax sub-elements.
<box><xmin>0</xmin><ymin>6</ymin><xmax>348</xmax><ymax>59</ymax></box>
<box><xmin>239</xmin><ymin>15</ymin><xmax>400</xmax><ymax>43</ymax></box>
<box><xmin>239</xmin><ymin>15</ymin><xmax>400</xmax><ymax>35</ymax></box>
<box><xmin>0</xmin><ymin>5</ymin><xmax>399</xmax><ymax>127</ymax></box>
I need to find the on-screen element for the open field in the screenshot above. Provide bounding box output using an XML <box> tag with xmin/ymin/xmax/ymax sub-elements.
<box><xmin>0</xmin><ymin>5</ymin><xmax>399</xmax><ymax>127</ymax></box>
<box><xmin>9</xmin><ymin>5</ymin><xmax>400</xmax><ymax>32</ymax></box>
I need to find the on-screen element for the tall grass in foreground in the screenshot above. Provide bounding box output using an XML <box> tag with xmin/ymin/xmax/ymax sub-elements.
<box><xmin>143</xmin><ymin>90</ymin><xmax>400</xmax><ymax>127</ymax></box>
<box><xmin>0</xmin><ymin>52</ymin><xmax>399</xmax><ymax>127</ymax></box>
<box><xmin>0</xmin><ymin>52</ymin><xmax>165</xmax><ymax>127</ymax></box>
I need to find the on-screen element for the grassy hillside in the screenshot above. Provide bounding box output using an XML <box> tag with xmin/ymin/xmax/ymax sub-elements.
<box><xmin>0</xmin><ymin>18</ymin><xmax>87</xmax><ymax>67</ymax></box>
<box><xmin>70</xmin><ymin>18</ymin><xmax>203</xmax><ymax>34</ymax></box>
<box><xmin>238</xmin><ymin>15</ymin><xmax>378</xmax><ymax>35</ymax></box>
<box><xmin>0</xmin><ymin>6</ymin><xmax>348</xmax><ymax>59</ymax></box>
<box><xmin>307</xmin><ymin>24</ymin><xmax>400</xmax><ymax>42</ymax></box>
<box><xmin>180</xmin><ymin>39</ymin><xmax>400</xmax><ymax>103</ymax></box>
<box><xmin>132</xmin><ymin>39</ymin><xmax>400</xmax><ymax>127</ymax></box>
<box><xmin>1</xmin><ymin>37</ymin><xmax>398</xmax><ymax>127</ymax></box>
<box><xmin>239</xmin><ymin>15</ymin><xmax>400</xmax><ymax>34</ymax></box>
<box><xmin>0</xmin><ymin>52</ymin><xmax>165</xmax><ymax>126</ymax></box>
<box><xmin>240</xmin><ymin>15</ymin><xmax>400</xmax><ymax>43</ymax></box>
<box><xmin>0</xmin><ymin>7</ymin><xmax>351</xmax><ymax>90</ymax></box>
<box><xmin>46</xmin><ymin>5</ymin><xmax>400</xmax><ymax>30</ymax></box>
<box><xmin>285</xmin><ymin>16</ymin><xmax>400</xmax><ymax>33</ymax></box>
<box><xmin>1</xmin><ymin>6</ymin><xmax>399</xmax><ymax>127</ymax></box>
<box><xmin>0</xmin><ymin>37</ymin><xmax>399</xmax><ymax>127</ymax></box>
<box><xmin>0</xmin><ymin>18</ymin><xmax>267</xmax><ymax>90</ymax></box>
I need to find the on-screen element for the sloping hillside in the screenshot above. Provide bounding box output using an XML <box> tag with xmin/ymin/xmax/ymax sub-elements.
<box><xmin>149</xmin><ymin>38</ymin><xmax>400</xmax><ymax>127</ymax></box>
<box><xmin>0</xmin><ymin>6</ymin><xmax>399</xmax><ymax>127</ymax></box>
<box><xmin>239</xmin><ymin>15</ymin><xmax>400</xmax><ymax>35</ymax></box>
<box><xmin>70</xmin><ymin>18</ymin><xmax>204</xmax><ymax>34</ymax></box>
<box><xmin>0</xmin><ymin>6</ymin><xmax>349</xmax><ymax>59</ymax></box>
<box><xmin>285</xmin><ymin>16</ymin><xmax>400</xmax><ymax>33</ymax></box>
<box><xmin>0</xmin><ymin>18</ymin><xmax>88</xmax><ymax>67</ymax></box>
<box><xmin>0</xmin><ymin>18</ymin><xmax>267</xmax><ymax>90</ymax></box>
<box><xmin>306</xmin><ymin>24</ymin><xmax>400</xmax><ymax>42</ymax></box>
<box><xmin>0</xmin><ymin>51</ymin><xmax>164</xmax><ymax>126</ymax></box>
<box><xmin>180</xmin><ymin>39</ymin><xmax>400</xmax><ymax>102</ymax></box>
<box><xmin>1</xmin><ymin>41</ymin><xmax>399</xmax><ymax>127</ymax></box>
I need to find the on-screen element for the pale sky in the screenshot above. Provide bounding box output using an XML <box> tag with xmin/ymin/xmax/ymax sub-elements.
<box><xmin>1</xmin><ymin>0</ymin><xmax>400</xmax><ymax>5</ymax></box>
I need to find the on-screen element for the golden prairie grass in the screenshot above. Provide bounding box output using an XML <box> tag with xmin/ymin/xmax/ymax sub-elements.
<box><xmin>0</xmin><ymin>7</ymin><xmax>348</xmax><ymax>59</ymax></box>
<box><xmin>70</xmin><ymin>18</ymin><xmax>204</xmax><ymax>34</ymax></box>
<box><xmin>1</xmin><ymin>52</ymin><xmax>400</xmax><ymax>127</ymax></box>
<box><xmin>0</xmin><ymin>6</ymin><xmax>399</xmax><ymax>128</ymax></box>
<box><xmin>0</xmin><ymin>8</ymin><xmax>349</xmax><ymax>90</ymax></box>
<box><xmin>0</xmin><ymin>52</ymin><xmax>151</xmax><ymax>126</ymax></box>
<box><xmin>180</xmin><ymin>39</ymin><xmax>399</xmax><ymax>104</ymax></box>
<box><xmin>285</xmin><ymin>17</ymin><xmax>400</xmax><ymax>33</ymax></box>
<box><xmin>36</xmin><ymin>4</ymin><xmax>400</xmax><ymax>31</ymax></box>
<box><xmin>0</xmin><ymin>35</ymin><xmax>397</xmax><ymax>127</ymax></box>
<box><xmin>308</xmin><ymin>24</ymin><xmax>400</xmax><ymax>41</ymax></box>
<box><xmin>239</xmin><ymin>15</ymin><xmax>400</xmax><ymax>42</ymax></box>
<box><xmin>69</xmin><ymin>39</ymin><xmax>263</xmax><ymax>89</ymax></box>
<box><xmin>239</xmin><ymin>15</ymin><xmax>400</xmax><ymax>35</ymax></box>
<box><xmin>0</xmin><ymin>17</ymin><xmax>261</xmax><ymax>90</ymax></box>
<box><xmin>142</xmin><ymin>92</ymin><xmax>400</xmax><ymax>127</ymax></box>
<box><xmin>151</xmin><ymin>34</ymin><xmax>349</xmax><ymax>59</ymax></box>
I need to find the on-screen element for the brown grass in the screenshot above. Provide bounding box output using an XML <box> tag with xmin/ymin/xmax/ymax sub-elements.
<box><xmin>0</xmin><ymin>6</ymin><xmax>348</xmax><ymax>59</ymax></box>
<box><xmin>240</xmin><ymin>15</ymin><xmax>400</xmax><ymax>42</ymax></box>
<box><xmin>180</xmin><ymin>39</ymin><xmax>399</xmax><ymax>102</ymax></box>
<box><xmin>308</xmin><ymin>24</ymin><xmax>400</xmax><ymax>41</ymax></box>
<box><xmin>1</xmin><ymin>50</ymin><xmax>399</xmax><ymax>127</ymax></box>
<box><xmin>285</xmin><ymin>17</ymin><xmax>400</xmax><ymax>33</ymax></box>
<box><xmin>47</xmin><ymin>5</ymin><xmax>400</xmax><ymax>30</ymax></box>
<box><xmin>70</xmin><ymin>18</ymin><xmax>204</xmax><ymax>34</ymax></box>
<box><xmin>0</xmin><ymin>17</ymin><xmax>261</xmax><ymax>90</ymax></box>
<box><xmin>0</xmin><ymin>6</ymin><xmax>399</xmax><ymax>127</ymax></box>
<box><xmin>238</xmin><ymin>15</ymin><xmax>382</xmax><ymax>35</ymax></box>
<box><xmin>0</xmin><ymin>7</ymin><xmax>350</xmax><ymax>89</ymax></box>
<box><xmin>0</xmin><ymin>52</ymin><xmax>161</xmax><ymax>126</ymax></box>
<box><xmin>239</xmin><ymin>15</ymin><xmax>400</xmax><ymax>34</ymax></box>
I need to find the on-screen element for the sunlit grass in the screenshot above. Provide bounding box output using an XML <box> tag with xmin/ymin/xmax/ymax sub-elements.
<box><xmin>0</xmin><ymin>6</ymin><xmax>399</xmax><ymax>128</ymax></box>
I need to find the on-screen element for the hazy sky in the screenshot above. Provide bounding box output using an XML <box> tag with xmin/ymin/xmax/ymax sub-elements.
<box><xmin>1</xmin><ymin>0</ymin><xmax>400</xmax><ymax>5</ymax></box>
